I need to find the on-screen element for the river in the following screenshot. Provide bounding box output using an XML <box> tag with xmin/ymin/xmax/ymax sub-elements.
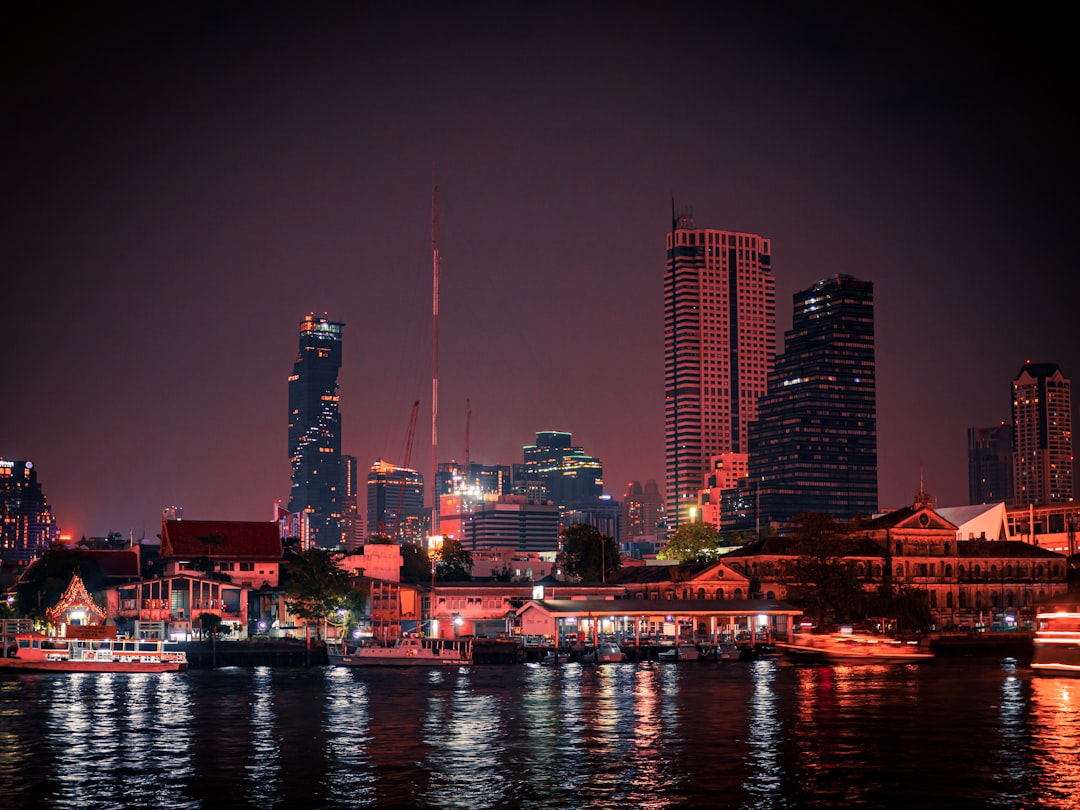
<box><xmin>1</xmin><ymin>658</ymin><xmax>1078</xmax><ymax>809</ymax></box>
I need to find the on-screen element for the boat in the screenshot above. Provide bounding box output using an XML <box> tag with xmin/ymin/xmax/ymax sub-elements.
<box><xmin>581</xmin><ymin>642</ymin><xmax>626</xmax><ymax>663</ymax></box>
<box><xmin>0</xmin><ymin>631</ymin><xmax>187</xmax><ymax>673</ymax></box>
<box><xmin>327</xmin><ymin>636</ymin><xmax>472</xmax><ymax>667</ymax></box>
<box><xmin>776</xmin><ymin>631</ymin><xmax>933</xmax><ymax>663</ymax></box>
<box><xmin>700</xmin><ymin>643</ymin><xmax>744</xmax><ymax>662</ymax></box>
<box><xmin>658</xmin><ymin>643</ymin><xmax>702</xmax><ymax>662</ymax></box>
<box><xmin>540</xmin><ymin>650</ymin><xmax>571</xmax><ymax>665</ymax></box>
<box><xmin>1031</xmin><ymin>601</ymin><xmax>1080</xmax><ymax>676</ymax></box>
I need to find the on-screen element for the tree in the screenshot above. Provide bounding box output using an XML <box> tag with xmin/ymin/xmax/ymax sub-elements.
<box><xmin>781</xmin><ymin>513</ymin><xmax>865</xmax><ymax>628</ymax></box>
<box><xmin>658</xmin><ymin>522</ymin><xmax>724</xmax><ymax>562</ymax></box>
<box><xmin>434</xmin><ymin>537</ymin><xmax>473</xmax><ymax>581</ymax></box>
<box><xmin>13</xmin><ymin>544</ymin><xmax>105</xmax><ymax>621</ymax></box>
<box><xmin>399</xmin><ymin>541</ymin><xmax>431</xmax><ymax>584</ymax></box>
<box><xmin>283</xmin><ymin>548</ymin><xmax>368</xmax><ymax>638</ymax></box>
<box><xmin>557</xmin><ymin>523</ymin><xmax>620</xmax><ymax>582</ymax></box>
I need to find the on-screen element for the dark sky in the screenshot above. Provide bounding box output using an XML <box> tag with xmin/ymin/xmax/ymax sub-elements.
<box><xmin>3</xmin><ymin>3</ymin><xmax>1076</xmax><ymax>540</ymax></box>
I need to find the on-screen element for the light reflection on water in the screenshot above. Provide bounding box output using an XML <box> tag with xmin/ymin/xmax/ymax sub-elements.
<box><xmin>2</xmin><ymin>660</ymin><xmax>1080</xmax><ymax>808</ymax></box>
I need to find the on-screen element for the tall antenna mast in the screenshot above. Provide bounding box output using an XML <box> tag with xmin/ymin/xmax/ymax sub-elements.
<box><xmin>464</xmin><ymin>398</ymin><xmax>471</xmax><ymax>469</ymax></box>
<box><xmin>431</xmin><ymin>178</ymin><xmax>440</xmax><ymax>534</ymax></box>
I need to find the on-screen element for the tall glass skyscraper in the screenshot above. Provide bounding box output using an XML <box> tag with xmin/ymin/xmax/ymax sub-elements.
<box><xmin>1012</xmin><ymin>362</ymin><xmax>1073</xmax><ymax>506</ymax></box>
<box><xmin>0</xmin><ymin>458</ymin><xmax>61</xmax><ymax>562</ymax></box>
<box><xmin>287</xmin><ymin>313</ymin><xmax>345</xmax><ymax>549</ymax></box>
<box><xmin>665</xmin><ymin>210</ymin><xmax>775</xmax><ymax>530</ymax></box>
<box><xmin>735</xmin><ymin>275</ymin><xmax>877</xmax><ymax>530</ymax></box>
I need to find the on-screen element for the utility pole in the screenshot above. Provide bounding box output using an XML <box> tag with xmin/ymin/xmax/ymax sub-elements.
<box><xmin>431</xmin><ymin>180</ymin><xmax>440</xmax><ymax>535</ymax></box>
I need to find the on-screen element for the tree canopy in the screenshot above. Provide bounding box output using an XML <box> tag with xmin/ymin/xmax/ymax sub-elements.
<box><xmin>557</xmin><ymin>523</ymin><xmax>620</xmax><ymax>582</ymax></box>
<box><xmin>12</xmin><ymin>544</ymin><xmax>105</xmax><ymax>621</ymax></box>
<box><xmin>283</xmin><ymin>547</ymin><xmax>368</xmax><ymax>636</ymax></box>
<box><xmin>658</xmin><ymin>522</ymin><xmax>724</xmax><ymax>562</ymax></box>
<box><xmin>781</xmin><ymin>513</ymin><xmax>865</xmax><ymax>627</ymax></box>
<box><xmin>434</xmin><ymin>536</ymin><xmax>473</xmax><ymax>581</ymax></box>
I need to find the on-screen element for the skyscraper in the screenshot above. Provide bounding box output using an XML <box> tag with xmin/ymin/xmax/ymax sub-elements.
<box><xmin>366</xmin><ymin>459</ymin><xmax>425</xmax><ymax>542</ymax></box>
<box><xmin>968</xmin><ymin>422</ymin><xmax>1014</xmax><ymax>505</ymax></box>
<box><xmin>514</xmin><ymin>431</ymin><xmax>604</xmax><ymax>509</ymax></box>
<box><xmin>1012</xmin><ymin>362</ymin><xmax>1074</xmax><ymax>506</ymax></box>
<box><xmin>734</xmin><ymin>275</ymin><xmax>877</xmax><ymax>530</ymax></box>
<box><xmin>0</xmin><ymin>458</ymin><xmax>61</xmax><ymax>562</ymax></box>
<box><xmin>665</xmin><ymin>210</ymin><xmax>775</xmax><ymax>530</ymax></box>
<box><xmin>287</xmin><ymin>313</ymin><xmax>346</xmax><ymax>549</ymax></box>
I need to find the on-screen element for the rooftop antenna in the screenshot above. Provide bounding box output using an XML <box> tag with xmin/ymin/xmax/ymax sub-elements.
<box><xmin>464</xmin><ymin>398</ymin><xmax>471</xmax><ymax>469</ymax></box>
<box><xmin>431</xmin><ymin>175</ymin><xmax>440</xmax><ymax>534</ymax></box>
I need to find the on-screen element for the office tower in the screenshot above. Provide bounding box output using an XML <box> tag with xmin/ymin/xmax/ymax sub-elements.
<box><xmin>968</xmin><ymin>423</ymin><xmax>1014</xmax><ymax>505</ymax></box>
<box><xmin>367</xmin><ymin>459</ymin><xmax>426</xmax><ymax>542</ymax></box>
<box><xmin>736</xmin><ymin>275</ymin><xmax>877</xmax><ymax>530</ymax></box>
<box><xmin>287</xmin><ymin>313</ymin><xmax>346</xmax><ymax>549</ymax></box>
<box><xmin>341</xmin><ymin>454</ymin><xmax>364</xmax><ymax>549</ymax></box>
<box><xmin>0</xmin><ymin>458</ymin><xmax>61</xmax><ymax>562</ymax></box>
<box><xmin>665</xmin><ymin>210</ymin><xmax>775</xmax><ymax>530</ymax></box>
<box><xmin>514</xmin><ymin>431</ymin><xmax>604</xmax><ymax>508</ymax></box>
<box><xmin>622</xmin><ymin>480</ymin><xmax>665</xmax><ymax>542</ymax></box>
<box><xmin>1012</xmin><ymin>362</ymin><xmax>1074</xmax><ymax>506</ymax></box>
<box><xmin>458</xmin><ymin>495</ymin><xmax>561</xmax><ymax>554</ymax></box>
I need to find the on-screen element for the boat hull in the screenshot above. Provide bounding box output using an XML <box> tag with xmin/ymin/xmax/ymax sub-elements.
<box><xmin>0</xmin><ymin>658</ymin><xmax>186</xmax><ymax>674</ymax></box>
<box><xmin>328</xmin><ymin>652</ymin><xmax>468</xmax><ymax>667</ymax></box>
<box><xmin>777</xmin><ymin>634</ymin><xmax>933</xmax><ymax>664</ymax></box>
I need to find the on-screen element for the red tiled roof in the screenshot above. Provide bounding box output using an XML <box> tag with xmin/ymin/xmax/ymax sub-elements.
<box><xmin>161</xmin><ymin>520</ymin><xmax>283</xmax><ymax>560</ymax></box>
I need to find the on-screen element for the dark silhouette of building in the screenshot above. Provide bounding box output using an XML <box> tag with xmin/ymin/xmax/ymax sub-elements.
<box><xmin>1</xmin><ymin>458</ymin><xmax>61</xmax><ymax>562</ymax></box>
<box><xmin>514</xmin><ymin>431</ymin><xmax>603</xmax><ymax>508</ymax></box>
<box><xmin>726</xmin><ymin>275</ymin><xmax>877</xmax><ymax>531</ymax></box>
<box><xmin>287</xmin><ymin>313</ymin><xmax>346</xmax><ymax>549</ymax></box>
<box><xmin>1012</xmin><ymin>362</ymin><xmax>1073</xmax><ymax>506</ymax></box>
<box><xmin>968</xmin><ymin>422</ymin><xmax>1014</xmax><ymax>505</ymax></box>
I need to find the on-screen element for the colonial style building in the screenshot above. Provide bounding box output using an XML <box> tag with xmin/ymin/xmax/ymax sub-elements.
<box><xmin>722</xmin><ymin>494</ymin><xmax>1069</xmax><ymax>629</ymax></box>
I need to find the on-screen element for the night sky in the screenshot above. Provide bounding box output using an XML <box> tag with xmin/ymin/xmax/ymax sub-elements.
<box><xmin>4</xmin><ymin>3</ymin><xmax>1076</xmax><ymax>540</ymax></box>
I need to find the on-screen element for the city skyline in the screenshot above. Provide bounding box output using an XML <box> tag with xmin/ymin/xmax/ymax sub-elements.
<box><xmin>3</xmin><ymin>5</ymin><xmax>1076</xmax><ymax>539</ymax></box>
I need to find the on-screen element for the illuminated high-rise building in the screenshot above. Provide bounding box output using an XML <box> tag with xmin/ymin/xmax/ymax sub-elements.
<box><xmin>665</xmin><ymin>210</ymin><xmax>775</xmax><ymax>530</ymax></box>
<box><xmin>367</xmin><ymin>459</ymin><xmax>426</xmax><ymax>543</ymax></box>
<box><xmin>0</xmin><ymin>458</ymin><xmax>61</xmax><ymax>562</ymax></box>
<box><xmin>968</xmin><ymin>422</ymin><xmax>1014</xmax><ymax>505</ymax></box>
<box><xmin>737</xmin><ymin>275</ymin><xmax>878</xmax><ymax>529</ymax></box>
<box><xmin>287</xmin><ymin>313</ymin><xmax>346</xmax><ymax>549</ymax></box>
<box><xmin>514</xmin><ymin>431</ymin><xmax>603</xmax><ymax>508</ymax></box>
<box><xmin>1012</xmin><ymin>362</ymin><xmax>1074</xmax><ymax>506</ymax></box>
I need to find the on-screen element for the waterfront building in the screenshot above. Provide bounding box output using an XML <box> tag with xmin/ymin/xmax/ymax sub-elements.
<box><xmin>727</xmin><ymin>275</ymin><xmax>877</xmax><ymax>531</ymax></box>
<box><xmin>722</xmin><ymin>494</ymin><xmax>1068</xmax><ymax>629</ymax></box>
<box><xmin>287</xmin><ymin>313</ymin><xmax>346</xmax><ymax>549</ymax></box>
<box><xmin>968</xmin><ymin>422</ymin><xmax>1014</xmax><ymax>505</ymax></box>
<box><xmin>366</xmin><ymin>459</ymin><xmax>426</xmax><ymax>543</ymax></box>
<box><xmin>0</xmin><ymin>458</ymin><xmax>61</xmax><ymax>563</ymax></box>
<box><xmin>1011</xmin><ymin>362</ymin><xmax>1074</xmax><ymax>506</ymax></box>
<box><xmin>514</xmin><ymin>431</ymin><xmax>604</xmax><ymax>508</ymax></box>
<box><xmin>1006</xmin><ymin>502</ymin><xmax>1080</xmax><ymax>556</ymax></box>
<box><xmin>665</xmin><ymin>210</ymin><xmax>775</xmax><ymax>530</ymax></box>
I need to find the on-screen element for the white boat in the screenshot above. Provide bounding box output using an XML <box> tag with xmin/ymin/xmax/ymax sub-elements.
<box><xmin>327</xmin><ymin>636</ymin><xmax>472</xmax><ymax>667</ymax></box>
<box><xmin>540</xmin><ymin>650</ymin><xmax>571</xmax><ymax>665</ymax></box>
<box><xmin>658</xmin><ymin>643</ymin><xmax>702</xmax><ymax>662</ymax></box>
<box><xmin>582</xmin><ymin>642</ymin><xmax>626</xmax><ymax>663</ymax></box>
<box><xmin>1032</xmin><ymin>601</ymin><xmax>1080</xmax><ymax>676</ymax></box>
<box><xmin>776</xmin><ymin>632</ymin><xmax>933</xmax><ymax>663</ymax></box>
<box><xmin>0</xmin><ymin>631</ymin><xmax>187</xmax><ymax>673</ymax></box>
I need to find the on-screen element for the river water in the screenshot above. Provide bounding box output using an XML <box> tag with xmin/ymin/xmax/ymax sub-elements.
<box><xmin>1</xmin><ymin>658</ymin><xmax>1078</xmax><ymax>809</ymax></box>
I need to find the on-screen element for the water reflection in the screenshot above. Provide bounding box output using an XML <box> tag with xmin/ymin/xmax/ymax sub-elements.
<box><xmin>1028</xmin><ymin>676</ymin><xmax>1080</xmax><ymax>809</ymax></box>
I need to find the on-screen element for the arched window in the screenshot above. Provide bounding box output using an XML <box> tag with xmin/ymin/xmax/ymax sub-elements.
<box><xmin>930</xmin><ymin>591</ymin><xmax>938</xmax><ymax>607</ymax></box>
<box><xmin>1037</xmin><ymin>564</ymin><xmax>1045</xmax><ymax>577</ymax></box>
<box><xmin>945</xmin><ymin>564</ymin><xmax>953</xmax><ymax>577</ymax></box>
<box><xmin>766</xmin><ymin>590</ymin><xmax>775</xmax><ymax>599</ymax></box>
<box><xmin>946</xmin><ymin>592</ymin><xmax>954</xmax><ymax>608</ymax></box>
<box><xmin>856</xmin><ymin>563</ymin><xmax>865</xmax><ymax>577</ymax></box>
<box><xmin>959</xmin><ymin>590</ymin><xmax>967</xmax><ymax>608</ymax></box>
<box><xmin>895</xmin><ymin>541</ymin><xmax>903</xmax><ymax>555</ymax></box>
<box><xmin>895</xmin><ymin>564</ymin><xmax>904</xmax><ymax>578</ymax></box>
<box><xmin>974</xmin><ymin>565</ymin><xmax>981</xmax><ymax>577</ymax></box>
<box><xmin>698</xmin><ymin>588</ymin><xmax>706</xmax><ymax>600</ymax></box>
<box><xmin>716</xmin><ymin>588</ymin><xmax>724</xmax><ymax>600</ymax></box>
<box><xmin>944</xmin><ymin>541</ymin><xmax>951</xmax><ymax>555</ymax></box>
<box><xmin>873</xmin><ymin>564</ymin><xmax>882</xmax><ymax>577</ymax></box>
<box><xmin>734</xmin><ymin>588</ymin><xmax>743</xmax><ymax>600</ymax></box>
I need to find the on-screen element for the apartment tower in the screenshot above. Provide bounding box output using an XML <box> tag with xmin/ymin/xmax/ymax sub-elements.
<box><xmin>1012</xmin><ymin>362</ymin><xmax>1074</xmax><ymax>506</ymax></box>
<box><xmin>665</xmin><ymin>209</ymin><xmax>775</xmax><ymax>530</ymax></box>
<box><xmin>287</xmin><ymin>313</ymin><xmax>346</xmax><ymax>549</ymax></box>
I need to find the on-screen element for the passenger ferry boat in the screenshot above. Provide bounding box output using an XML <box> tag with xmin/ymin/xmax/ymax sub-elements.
<box><xmin>327</xmin><ymin>636</ymin><xmax>472</xmax><ymax>667</ymax></box>
<box><xmin>1</xmin><ymin>632</ymin><xmax>188</xmax><ymax>673</ymax></box>
<box><xmin>1031</xmin><ymin>601</ymin><xmax>1080</xmax><ymax>676</ymax></box>
<box><xmin>776</xmin><ymin>631</ymin><xmax>933</xmax><ymax>663</ymax></box>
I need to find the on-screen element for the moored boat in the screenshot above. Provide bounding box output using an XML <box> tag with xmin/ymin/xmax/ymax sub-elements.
<box><xmin>327</xmin><ymin>636</ymin><xmax>472</xmax><ymax>667</ymax></box>
<box><xmin>1031</xmin><ymin>601</ymin><xmax>1080</xmax><ymax>676</ymax></box>
<box><xmin>658</xmin><ymin>643</ymin><xmax>702</xmax><ymax>662</ymax></box>
<box><xmin>776</xmin><ymin>632</ymin><xmax>933</xmax><ymax>664</ymax></box>
<box><xmin>581</xmin><ymin>642</ymin><xmax>626</xmax><ymax>663</ymax></box>
<box><xmin>1</xmin><ymin>632</ymin><xmax>187</xmax><ymax>673</ymax></box>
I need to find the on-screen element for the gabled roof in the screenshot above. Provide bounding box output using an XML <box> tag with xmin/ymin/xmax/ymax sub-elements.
<box><xmin>859</xmin><ymin>505</ymin><xmax>958</xmax><ymax>532</ymax></box>
<box><xmin>161</xmin><ymin>520</ymin><xmax>283</xmax><ymax>560</ymax></box>
<box><xmin>606</xmin><ymin>561</ymin><xmax>747</xmax><ymax>585</ymax></box>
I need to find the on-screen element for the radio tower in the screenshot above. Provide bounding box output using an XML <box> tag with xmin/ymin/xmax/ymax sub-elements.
<box><xmin>431</xmin><ymin>180</ymin><xmax>440</xmax><ymax>535</ymax></box>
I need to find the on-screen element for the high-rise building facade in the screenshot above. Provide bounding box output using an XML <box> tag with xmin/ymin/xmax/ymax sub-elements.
<box><xmin>366</xmin><ymin>459</ymin><xmax>426</xmax><ymax>543</ymax></box>
<box><xmin>1012</xmin><ymin>362</ymin><xmax>1074</xmax><ymax>506</ymax></box>
<box><xmin>733</xmin><ymin>275</ymin><xmax>877</xmax><ymax>530</ymax></box>
<box><xmin>622</xmin><ymin>479</ymin><xmax>665</xmax><ymax>543</ymax></box>
<box><xmin>341</xmin><ymin>454</ymin><xmax>364</xmax><ymax>549</ymax></box>
<box><xmin>665</xmin><ymin>211</ymin><xmax>775</xmax><ymax>530</ymax></box>
<box><xmin>1</xmin><ymin>458</ymin><xmax>61</xmax><ymax>562</ymax></box>
<box><xmin>287</xmin><ymin>313</ymin><xmax>346</xmax><ymax>549</ymax></box>
<box><xmin>514</xmin><ymin>431</ymin><xmax>604</xmax><ymax>508</ymax></box>
<box><xmin>968</xmin><ymin>422</ymin><xmax>1014</xmax><ymax>505</ymax></box>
